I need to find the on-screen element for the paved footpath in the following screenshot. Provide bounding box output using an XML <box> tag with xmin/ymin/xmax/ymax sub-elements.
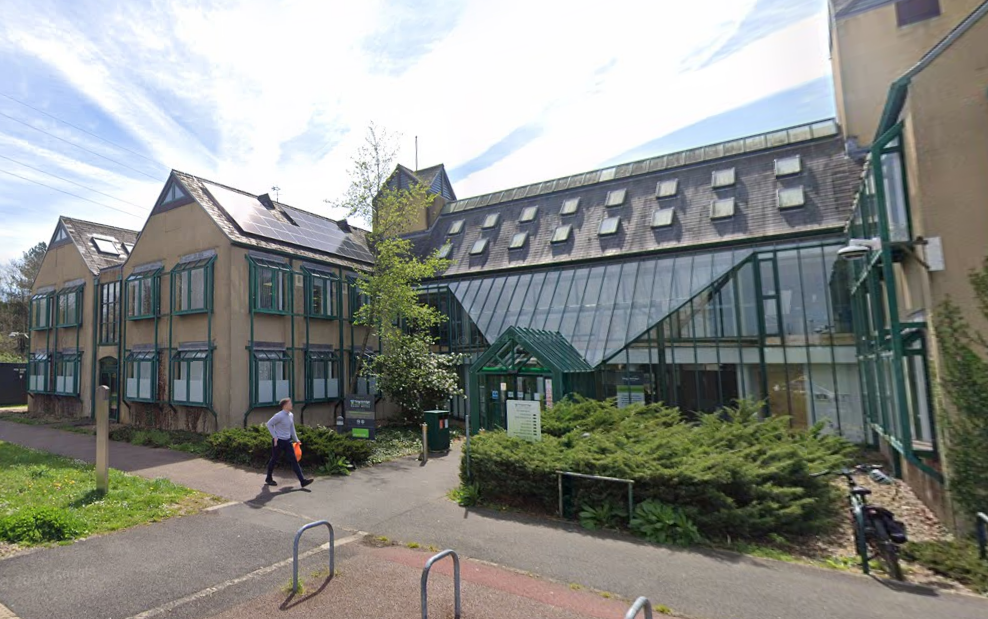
<box><xmin>2</xmin><ymin>420</ymin><xmax>988</xmax><ymax>619</ymax></box>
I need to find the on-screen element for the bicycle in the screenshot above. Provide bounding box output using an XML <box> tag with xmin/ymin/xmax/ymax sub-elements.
<box><xmin>813</xmin><ymin>464</ymin><xmax>907</xmax><ymax>581</ymax></box>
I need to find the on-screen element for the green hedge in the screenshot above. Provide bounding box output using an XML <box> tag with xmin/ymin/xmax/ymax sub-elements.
<box><xmin>206</xmin><ymin>424</ymin><xmax>373</xmax><ymax>469</ymax></box>
<box><xmin>462</xmin><ymin>397</ymin><xmax>852</xmax><ymax>540</ymax></box>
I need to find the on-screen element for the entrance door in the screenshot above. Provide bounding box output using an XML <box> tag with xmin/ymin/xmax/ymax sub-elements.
<box><xmin>98</xmin><ymin>357</ymin><xmax>120</xmax><ymax>422</ymax></box>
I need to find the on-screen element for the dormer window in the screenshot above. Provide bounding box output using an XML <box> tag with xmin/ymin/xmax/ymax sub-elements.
<box><xmin>481</xmin><ymin>213</ymin><xmax>500</xmax><ymax>229</ymax></box>
<box><xmin>519</xmin><ymin>206</ymin><xmax>538</xmax><ymax>223</ymax></box>
<box><xmin>605</xmin><ymin>189</ymin><xmax>626</xmax><ymax>207</ymax></box>
<box><xmin>656</xmin><ymin>180</ymin><xmax>678</xmax><ymax>198</ymax></box>
<box><xmin>710</xmin><ymin>197</ymin><xmax>736</xmax><ymax>220</ymax></box>
<box><xmin>470</xmin><ymin>239</ymin><xmax>488</xmax><ymax>255</ymax></box>
<box><xmin>509</xmin><ymin>232</ymin><xmax>528</xmax><ymax>249</ymax></box>
<box><xmin>551</xmin><ymin>225</ymin><xmax>572</xmax><ymax>244</ymax></box>
<box><xmin>560</xmin><ymin>198</ymin><xmax>580</xmax><ymax>216</ymax></box>
<box><xmin>775</xmin><ymin>155</ymin><xmax>802</xmax><ymax>177</ymax></box>
<box><xmin>712</xmin><ymin>168</ymin><xmax>736</xmax><ymax>188</ymax></box>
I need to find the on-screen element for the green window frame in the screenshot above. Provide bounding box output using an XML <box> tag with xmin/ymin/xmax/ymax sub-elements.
<box><xmin>30</xmin><ymin>293</ymin><xmax>52</xmax><ymax>330</ymax></box>
<box><xmin>125</xmin><ymin>350</ymin><xmax>158</xmax><ymax>402</ymax></box>
<box><xmin>27</xmin><ymin>352</ymin><xmax>51</xmax><ymax>393</ymax></box>
<box><xmin>348</xmin><ymin>350</ymin><xmax>379</xmax><ymax>397</ymax></box>
<box><xmin>306</xmin><ymin>350</ymin><xmax>340</xmax><ymax>401</ymax></box>
<box><xmin>99</xmin><ymin>281</ymin><xmax>121</xmax><ymax>344</ymax></box>
<box><xmin>252</xmin><ymin>350</ymin><xmax>292</xmax><ymax>406</ymax></box>
<box><xmin>53</xmin><ymin>352</ymin><xmax>80</xmax><ymax>396</ymax></box>
<box><xmin>346</xmin><ymin>276</ymin><xmax>369</xmax><ymax>320</ymax></box>
<box><xmin>251</xmin><ymin>259</ymin><xmax>293</xmax><ymax>315</ymax></box>
<box><xmin>171</xmin><ymin>349</ymin><xmax>211</xmax><ymax>406</ymax></box>
<box><xmin>126</xmin><ymin>270</ymin><xmax>161</xmax><ymax>320</ymax></box>
<box><xmin>305</xmin><ymin>268</ymin><xmax>339</xmax><ymax>319</ymax></box>
<box><xmin>56</xmin><ymin>285</ymin><xmax>84</xmax><ymax>327</ymax></box>
<box><xmin>171</xmin><ymin>257</ymin><xmax>214</xmax><ymax>315</ymax></box>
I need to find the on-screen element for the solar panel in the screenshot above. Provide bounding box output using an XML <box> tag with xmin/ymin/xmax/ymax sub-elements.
<box><xmin>203</xmin><ymin>182</ymin><xmax>372</xmax><ymax>263</ymax></box>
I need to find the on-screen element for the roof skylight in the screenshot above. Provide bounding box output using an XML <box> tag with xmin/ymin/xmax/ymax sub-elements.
<box><xmin>598</xmin><ymin>216</ymin><xmax>620</xmax><ymax>236</ymax></box>
<box><xmin>551</xmin><ymin>225</ymin><xmax>572</xmax><ymax>244</ymax></box>
<box><xmin>447</xmin><ymin>220</ymin><xmax>464</xmax><ymax>235</ymax></box>
<box><xmin>123</xmin><ymin>243</ymin><xmax>134</xmax><ymax>254</ymax></box>
<box><xmin>519</xmin><ymin>205</ymin><xmax>539</xmax><ymax>223</ymax></box>
<box><xmin>778</xmin><ymin>186</ymin><xmax>806</xmax><ymax>209</ymax></box>
<box><xmin>605</xmin><ymin>189</ymin><xmax>627</xmax><ymax>207</ymax></box>
<box><xmin>509</xmin><ymin>232</ymin><xmax>528</xmax><ymax>249</ymax></box>
<box><xmin>437</xmin><ymin>243</ymin><xmax>453</xmax><ymax>259</ymax></box>
<box><xmin>651</xmin><ymin>209</ymin><xmax>674</xmax><ymax>228</ymax></box>
<box><xmin>710</xmin><ymin>197</ymin><xmax>736</xmax><ymax>220</ymax></box>
<box><xmin>711</xmin><ymin>168</ymin><xmax>736</xmax><ymax>188</ymax></box>
<box><xmin>775</xmin><ymin>155</ymin><xmax>802</xmax><ymax>177</ymax></box>
<box><xmin>656</xmin><ymin>179</ymin><xmax>678</xmax><ymax>199</ymax></box>
<box><xmin>92</xmin><ymin>237</ymin><xmax>119</xmax><ymax>256</ymax></box>
<box><xmin>470</xmin><ymin>239</ymin><xmax>488</xmax><ymax>255</ymax></box>
<box><xmin>481</xmin><ymin>213</ymin><xmax>500</xmax><ymax>229</ymax></box>
<box><xmin>560</xmin><ymin>198</ymin><xmax>580</xmax><ymax>216</ymax></box>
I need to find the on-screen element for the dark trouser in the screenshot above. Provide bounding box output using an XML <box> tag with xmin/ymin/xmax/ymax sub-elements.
<box><xmin>266</xmin><ymin>439</ymin><xmax>305</xmax><ymax>482</ymax></box>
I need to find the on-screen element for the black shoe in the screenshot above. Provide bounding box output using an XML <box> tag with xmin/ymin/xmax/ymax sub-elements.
<box><xmin>300</xmin><ymin>478</ymin><xmax>314</xmax><ymax>488</ymax></box>
<box><xmin>265</xmin><ymin>478</ymin><xmax>278</xmax><ymax>486</ymax></box>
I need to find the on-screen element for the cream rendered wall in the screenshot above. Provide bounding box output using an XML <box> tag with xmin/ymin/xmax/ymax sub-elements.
<box><xmin>832</xmin><ymin>0</ymin><xmax>982</xmax><ymax>145</ymax></box>
<box><xmin>29</xmin><ymin>239</ymin><xmax>96</xmax><ymax>417</ymax></box>
<box><xmin>121</xmin><ymin>200</ymin><xmax>232</xmax><ymax>430</ymax></box>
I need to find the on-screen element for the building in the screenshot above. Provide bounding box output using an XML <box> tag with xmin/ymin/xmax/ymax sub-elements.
<box><xmin>829</xmin><ymin>0</ymin><xmax>988</xmax><ymax>522</ymax></box>
<box><xmin>28</xmin><ymin>172</ymin><xmax>378</xmax><ymax>430</ymax></box>
<box><xmin>405</xmin><ymin>120</ymin><xmax>868</xmax><ymax>441</ymax></box>
<box><xmin>27</xmin><ymin>218</ymin><xmax>138</xmax><ymax>418</ymax></box>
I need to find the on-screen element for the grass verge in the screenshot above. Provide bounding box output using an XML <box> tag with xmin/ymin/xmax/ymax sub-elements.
<box><xmin>0</xmin><ymin>440</ymin><xmax>216</xmax><ymax>548</ymax></box>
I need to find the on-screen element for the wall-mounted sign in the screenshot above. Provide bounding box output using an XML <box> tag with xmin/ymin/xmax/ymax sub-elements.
<box><xmin>344</xmin><ymin>394</ymin><xmax>375</xmax><ymax>439</ymax></box>
<box><xmin>506</xmin><ymin>400</ymin><xmax>542</xmax><ymax>442</ymax></box>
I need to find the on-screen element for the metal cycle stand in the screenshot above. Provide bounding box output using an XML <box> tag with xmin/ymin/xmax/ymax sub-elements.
<box><xmin>625</xmin><ymin>596</ymin><xmax>653</xmax><ymax>619</ymax></box>
<box><xmin>292</xmin><ymin>520</ymin><xmax>335</xmax><ymax>593</ymax></box>
<box><xmin>421</xmin><ymin>549</ymin><xmax>461</xmax><ymax>619</ymax></box>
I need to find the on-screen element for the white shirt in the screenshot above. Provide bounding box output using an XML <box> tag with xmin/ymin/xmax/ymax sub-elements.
<box><xmin>266</xmin><ymin>410</ymin><xmax>299</xmax><ymax>443</ymax></box>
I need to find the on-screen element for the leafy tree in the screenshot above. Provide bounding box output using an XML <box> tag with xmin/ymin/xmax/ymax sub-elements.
<box><xmin>330</xmin><ymin>124</ymin><xmax>460</xmax><ymax>419</ymax></box>
<box><xmin>934</xmin><ymin>257</ymin><xmax>988</xmax><ymax>519</ymax></box>
<box><xmin>0</xmin><ymin>242</ymin><xmax>46</xmax><ymax>360</ymax></box>
<box><xmin>368</xmin><ymin>333</ymin><xmax>463</xmax><ymax>424</ymax></box>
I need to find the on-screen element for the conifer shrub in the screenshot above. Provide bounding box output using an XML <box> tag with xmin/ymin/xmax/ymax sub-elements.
<box><xmin>462</xmin><ymin>397</ymin><xmax>852</xmax><ymax>539</ymax></box>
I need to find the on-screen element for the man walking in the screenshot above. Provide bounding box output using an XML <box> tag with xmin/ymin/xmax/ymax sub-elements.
<box><xmin>265</xmin><ymin>398</ymin><xmax>313</xmax><ymax>488</ymax></box>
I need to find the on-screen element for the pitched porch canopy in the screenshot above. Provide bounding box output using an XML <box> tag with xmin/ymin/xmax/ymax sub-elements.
<box><xmin>447</xmin><ymin>248</ymin><xmax>753</xmax><ymax>368</ymax></box>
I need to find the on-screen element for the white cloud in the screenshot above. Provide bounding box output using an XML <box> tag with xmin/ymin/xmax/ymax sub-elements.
<box><xmin>0</xmin><ymin>0</ymin><xmax>830</xmax><ymax>262</ymax></box>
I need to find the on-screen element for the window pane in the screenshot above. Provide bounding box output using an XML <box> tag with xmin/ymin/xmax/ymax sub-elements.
<box><xmin>881</xmin><ymin>151</ymin><xmax>909</xmax><ymax>242</ymax></box>
<box><xmin>141</xmin><ymin>280</ymin><xmax>153</xmax><ymax>315</ymax></box>
<box><xmin>312</xmin><ymin>278</ymin><xmax>324</xmax><ymax>315</ymax></box>
<box><xmin>260</xmin><ymin>269</ymin><xmax>274</xmax><ymax>309</ymax></box>
<box><xmin>175</xmin><ymin>272</ymin><xmax>186</xmax><ymax>310</ymax></box>
<box><xmin>189</xmin><ymin>360</ymin><xmax>205</xmax><ymax>403</ymax></box>
<box><xmin>139</xmin><ymin>361</ymin><xmax>152</xmax><ymax>399</ymax></box>
<box><xmin>190</xmin><ymin>268</ymin><xmax>205</xmax><ymax>310</ymax></box>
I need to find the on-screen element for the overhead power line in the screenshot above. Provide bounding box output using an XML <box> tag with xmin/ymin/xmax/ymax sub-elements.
<box><xmin>0</xmin><ymin>154</ymin><xmax>150</xmax><ymax>211</ymax></box>
<box><xmin>0</xmin><ymin>168</ymin><xmax>147</xmax><ymax>219</ymax></box>
<box><xmin>0</xmin><ymin>112</ymin><xmax>164</xmax><ymax>181</ymax></box>
<box><xmin>0</xmin><ymin>91</ymin><xmax>170</xmax><ymax>171</ymax></box>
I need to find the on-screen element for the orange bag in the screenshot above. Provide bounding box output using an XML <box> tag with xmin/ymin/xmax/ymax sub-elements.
<box><xmin>293</xmin><ymin>442</ymin><xmax>302</xmax><ymax>461</ymax></box>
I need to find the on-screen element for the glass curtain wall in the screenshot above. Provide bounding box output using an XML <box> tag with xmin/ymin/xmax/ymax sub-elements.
<box><xmin>601</xmin><ymin>242</ymin><xmax>864</xmax><ymax>442</ymax></box>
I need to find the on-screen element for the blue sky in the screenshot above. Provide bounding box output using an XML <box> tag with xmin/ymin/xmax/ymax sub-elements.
<box><xmin>0</xmin><ymin>0</ymin><xmax>834</xmax><ymax>262</ymax></box>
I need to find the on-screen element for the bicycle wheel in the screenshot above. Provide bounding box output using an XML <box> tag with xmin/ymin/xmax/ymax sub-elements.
<box><xmin>872</xmin><ymin>519</ymin><xmax>904</xmax><ymax>581</ymax></box>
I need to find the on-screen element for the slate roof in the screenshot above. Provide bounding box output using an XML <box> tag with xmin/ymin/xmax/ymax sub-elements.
<box><xmin>169</xmin><ymin>171</ymin><xmax>373</xmax><ymax>270</ymax></box>
<box><xmin>393</xmin><ymin>164</ymin><xmax>457</xmax><ymax>201</ymax></box>
<box><xmin>410</xmin><ymin>120</ymin><xmax>860</xmax><ymax>277</ymax></box>
<box><xmin>57</xmin><ymin>217</ymin><xmax>139</xmax><ymax>274</ymax></box>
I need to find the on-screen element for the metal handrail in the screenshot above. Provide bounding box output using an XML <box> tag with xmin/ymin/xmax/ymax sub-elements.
<box><xmin>556</xmin><ymin>470</ymin><xmax>634</xmax><ymax>524</ymax></box>
<box><xmin>292</xmin><ymin>520</ymin><xmax>335</xmax><ymax>593</ymax></box>
<box><xmin>625</xmin><ymin>596</ymin><xmax>653</xmax><ymax>619</ymax></box>
<box><xmin>421</xmin><ymin>549</ymin><xmax>461</xmax><ymax>619</ymax></box>
<box><xmin>977</xmin><ymin>512</ymin><xmax>988</xmax><ymax>561</ymax></box>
